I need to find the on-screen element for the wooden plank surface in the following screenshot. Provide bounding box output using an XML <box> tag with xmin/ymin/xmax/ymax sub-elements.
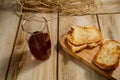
<box><xmin>99</xmin><ymin>0</ymin><xmax>120</xmax><ymax>14</ymax></box>
<box><xmin>60</xmin><ymin>35</ymin><xmax>115</xmax><ymax>80</ymax></box>
<box><xmin>0</xmin><ymin>0</ymin><xmax>3</xmax><ymax>7</ymax></box>
<box><xmin>0</xmin><ymin>11</ymin><xmax>20</xmax><ymax>80</ymax></box>
<box><xmin>0</xmin><ymin>0</ymin><xmax>120</xmax><ymax>80</ymax></box>
<box><xmin>98</xmin><ymin>14</ymin><xmax>120</xmax><ymax>80</ymax></box>
<box><xmin>0</xmin><ymin>0</ymin><xmax>16</xmax><ymax>8</ymax></box>
<box><xmin>0</xmin><ymin>0</ymin><xmax>20</xmax><ymax>80</ymax></box>
<box><xmin>98</xmin><ymin>14</ymin><xmax>120</xmax><ymax>41</ymax></box>
<box><xmin>6</xmin><ymin>13</ymin><xmax>57</xmax><ymax>80</ymax></box>
<box><xmin>91</xmin><ymin>0</ymin><xmax>120</xmax><ymax>14</ymax></box>
<box><xmin>59</xmin><ymin>15</ymin><xmax>108</xmax><ymax>80</ymax></box>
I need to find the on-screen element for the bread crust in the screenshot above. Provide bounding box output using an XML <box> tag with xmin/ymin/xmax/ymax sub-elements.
<box><xmin>67</xmin><ymin>38</ymin><xmax>102</xmax><ymax>53</ymax></box>
<box><xmin>94</xmin><ymin>56</ymin><xmax>119</xmax><ymax>70</ymax></box>
<box><xmin>66</xmin><ymin>25</ymin><xmax>103</xmax><ymax>53</ymax></box>
<box><xmin>93</xmin><ymin>40</ymin><xmax>120</xmax><ymax>70</ymax></box>
<box><xmin>66</xmin><ymin>38</ymin><xmax>87</xmax><ymax>53</ymax></box>
<box><xmin>87</xmin><ymin>40</ymin><xmax>103</xmax><ymax>48</ymax></box>
<box><xmin>67</xmin><ymin>26</ymin><xmax>103</xmax><ymax>46</ymax></box>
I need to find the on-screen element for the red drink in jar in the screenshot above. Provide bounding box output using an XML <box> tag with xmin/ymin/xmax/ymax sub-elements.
<box><xmin>28</xmin><ymin>31</ymin><xmax>51</xmax><ymax>61</ymax></box>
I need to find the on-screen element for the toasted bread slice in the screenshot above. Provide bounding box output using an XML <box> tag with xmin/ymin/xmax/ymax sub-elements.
<box><xmin>66</xmin><ymin>38</ymin><xmax>87</xmax><ymax>53</ymax></box>
<box><xmin>67</xmin><ymin>38</ymin><xmax>102</xmax><ymax>53</ymax></box>
<box><xmin>87</xmin><ymin>40</ymin><xmax>103</xmax><ymax>48</ymax></box>
<box><xmin>93</xmin><ymin>40</ymin><xmax>120</xmax><ymax>70</ymax></box>
<box><xmin>67</xmin><ymin>26</ymin><xmax>103</xmax><ymax>46</ymax></box>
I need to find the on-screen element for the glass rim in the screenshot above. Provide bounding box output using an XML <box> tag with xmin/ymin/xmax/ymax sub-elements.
<box><xmin>21</xmin><ymin>15</ymin><xmax>49</xmax><ymax>35</ymax></box>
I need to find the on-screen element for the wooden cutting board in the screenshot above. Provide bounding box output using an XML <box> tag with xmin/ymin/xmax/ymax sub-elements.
<box><xmin>60</xmin><ymin>35</ymin><xmax>120</xmax><ymax>80</ymax></box>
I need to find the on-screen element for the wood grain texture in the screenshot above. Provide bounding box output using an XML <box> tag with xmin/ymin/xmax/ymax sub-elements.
<box><xmin>91</xmin><ymin>0</ymin><xmax>120</xmax><ymax>14</ymax></box>
<box><xmin>90</xmin><ymin>0</ymin><xmax>120</xmax><ymax>14</ymax></box>
<box><xmin>0</xmin><ymin>11</ymin><xmax>19</xmax><ymax>80</ymax></box>
<box><xmin>0</xmin><ymin>0</ymin><xmax>17</xmax><ymax>11</ymax></box>
<box><xmin>98</xmin><ymin>14</ymin><xmax>120</xmax><ymax>80</ymax></box>
<box><xmin>99</xmin><ymin>0</ymin><xmax>120</xmax><ymax>14</ymax></box>
<box><xmin>98</xmin><ymin>14</ymin><xmax>120</xmax><ymax>41</ymax></box>
<box><xmin>6</xmin><ymin>13</ymin><xmax>57</xmax><ymax>80</ymax></box>
<box><xmin>0</xmin><ymin>0</ymin><xmax>3</xmax><ymax>7</ymax></box>
<box><xmin>59</xmin><ymin>15</ymin><xmax>108</xmax><ymax>80</ymax></box>
<box><xmin>60</xmin><ymin>35</ymin><xmax>116</xmax><ymax>80</ymax></box>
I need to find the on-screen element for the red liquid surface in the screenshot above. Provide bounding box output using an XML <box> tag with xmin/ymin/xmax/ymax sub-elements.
<box><xmin>28</xmin><ymin>31</ymin><xmax>51</xmax><ymax>61</ymax></box>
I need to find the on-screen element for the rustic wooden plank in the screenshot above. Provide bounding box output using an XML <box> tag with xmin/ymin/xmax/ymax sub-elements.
<box><xmin>0</xmin><ymin>10</ymin><xmax>20</xmax><ymax>80</ymax></box>
<box><xmin>98</xmin><ymin>14</ymin><xmax>120</xmax><ymax>80</ymax></box>
<box><xmin>1</xmin><ymin>0</ymin><xmax>10</xmax><ymax>8</ymax></box>
<box><xmin>99</xmin><ymin>0</ymin><xmax>120</xmax><ymax>14</ymax></box>
<box><xmin>59</xmin><ymin>15</ymin><xmax>108</xmax><ymax>80</ymax></box>
<box><xmin>0</xmin><ymin>0</ymin><xmax>17</xmax><ymax>11</ymax></box>
<box><xmin>88</xmin><ymin>0</ymin><xmax>120</xmax><ymax>14</ymax></box>
<box><xmin>6</xmin><ymin>13</ymin><xmax>57</xmax><ymax>80</ymax></box>
<box><xmin>98</xmin><ymin>14</ymin><xmax>120</xmax><ymax>41</ymax></box>
<box><xmin>0</xmin><ymin>0</ymin><xmax>3</xmax><ymax>7</ymax></box>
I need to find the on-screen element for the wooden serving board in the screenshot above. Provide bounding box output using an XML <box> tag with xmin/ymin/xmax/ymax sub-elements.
<box><xmin>60</xmin><ymin>35</ymin><xmax>120</xmax><ymax>80</ymax></box>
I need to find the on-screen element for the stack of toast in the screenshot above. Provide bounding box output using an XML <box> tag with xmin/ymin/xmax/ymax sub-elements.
<box><xmin>65</xmin><ymin>25</ymin><xmax>120</xmax><ymax>70</ymax></box>
<box><xmin>66</xmin><ymin>25</ymin><xmax>103</xmax><ymax>53</ymax></box>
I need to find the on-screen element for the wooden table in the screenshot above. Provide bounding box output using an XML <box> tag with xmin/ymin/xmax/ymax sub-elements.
<box><xmin>0</xmin><ymin>0</ymin><xmax>120</xmax><ymax>80</ymax></box>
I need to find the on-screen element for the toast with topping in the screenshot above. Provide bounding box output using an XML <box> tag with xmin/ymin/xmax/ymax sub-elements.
<box><xmin>67</xmin><ymin>26</ymin><xmax>103</xmax><ymax>46</ymax></box>
<box><xmin>66</xmin><ymin>25</ymin><xmax>103</xmax><ymax>53</ymax></box>
<box><xmin>93</xmin><ymin>40</ymin><xmax>120</xmax><ymax>70</ymax></box>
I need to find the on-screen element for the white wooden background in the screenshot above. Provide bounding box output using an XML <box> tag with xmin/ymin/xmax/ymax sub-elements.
<box><xmin>0</xmin><ymin>0</ymin><xmax>120</xmax><ymax>80</ymax></box>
